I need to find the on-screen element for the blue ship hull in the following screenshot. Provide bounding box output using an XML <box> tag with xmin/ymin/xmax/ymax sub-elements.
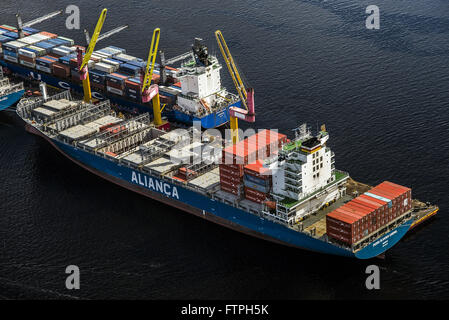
<box><xmin>0</xmin><ymin>89</ymin><xmax>24</xmax><ymax>111</ymax></box>
<box><xmin>26</xmin><ymin>125</ymin><xmax>413</xmax><ymax>259</ymax></box>
<box><xmin>1</xmin><ymin>60</ymin><xmax>230</xmax><ymax>128</ymax></box>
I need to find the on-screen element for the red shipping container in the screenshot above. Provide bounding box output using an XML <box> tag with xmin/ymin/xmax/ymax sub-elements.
<box><xmin>106</xmin><ymin>81</ymin><xmax>125</xmax><ymax>90</ymax></box>
<box><xmin>220</xmin><ymin>164</ymin><xmax>244</xmax><ymax>176</ymax></box>
<box><xmin>52</xmin><ymin>62</ymin><xmax>70</xmax><ymax>77</ymax></box>
<box><xmin>18</xmin><ymin>55</ymin><xmax>35</xmax><ymax>63</ymax></box>
<box><xmin>219</xmin><ymin>166</ymin><xmax>243</xmax><ymax>178</ymax></box>
<box><xmin>220</xmin><ymin>185</ymin><xmax>240</xmax><ymax>196</ymax></box>
<box><xmin>91</xmin><ymin>82</ymin><xmax>105</xmax><ymax>91</ymax></box>
<box><xmin>244</xmin><ymin>160</ymin><xmax>271</xmax><ymax>179</ymax></box>
<box><xmin>39</xmin><ymin>31</ymin><xmax>58</xmax><ymax>39</ymax></box>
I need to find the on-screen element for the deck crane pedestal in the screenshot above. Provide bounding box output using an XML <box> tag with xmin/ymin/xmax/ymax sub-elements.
<box><xmin>140</xmin><ymin>28</ymin><xmax>168</xmax><ymax>130</ymax></box>
<box><xmin>215</xmin><ymin>30</ymin><xmax>255</xmax><ymax>145</ymax></box>
<box><xmin>16</xmin><ymin>10</ymin><xmax>62</xmax><ymax>39</ymax></box>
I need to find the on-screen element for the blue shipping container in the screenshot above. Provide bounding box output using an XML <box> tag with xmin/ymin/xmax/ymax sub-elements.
<box><xmin>243</xmin><ymin>178</ymin><xmax>270</xmax><ymax>193</ymax></box>
<box><xmin>23</xmin><ymin>27</ymin><xmax>39</xmax><ymax>34</ymax></box>
<box><xmin>4</xmin><ymin>31</ymin><xmax>19</xmax><ymax>39</ymax></box>
<box><xmin>3</xmin><ymin>50</ymin><xmax>17</xmax><ymax>58</ymax></box>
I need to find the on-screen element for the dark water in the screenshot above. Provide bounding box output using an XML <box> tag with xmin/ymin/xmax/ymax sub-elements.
<box><xmin>1</xmin><ymin>0</ymin><xmax>448</xmax><ymax>299</ymax></box>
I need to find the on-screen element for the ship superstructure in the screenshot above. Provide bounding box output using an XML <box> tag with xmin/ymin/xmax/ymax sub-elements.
<box><xmin>268</xmin><ymin>124</ymin><xmax>343</xmax><ymax>224</ymax></box>
<box><xmin>173</xmin><ymin>38</ymin><xmax>240</xmax><ymax>119</ymax></box>
<box><xmin>0</xmin><ymin>68</ymin><xmax>24</xmax><ymax>111</ymax></box>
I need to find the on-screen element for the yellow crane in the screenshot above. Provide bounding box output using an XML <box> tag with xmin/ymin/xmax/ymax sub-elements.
<box><xmin>141</xmin><ymin>28</ymin><xmax>165</xmax><ymax>127</ymax></box>
<box><xmin>77</xmin><ymin>8</ymin><xmax>108</xmax><ymax>102</ymax></box>
<box><xmin>215</xmin><ymin>30</ymin><xmax>255</xmax><ymax>144</ymax></box>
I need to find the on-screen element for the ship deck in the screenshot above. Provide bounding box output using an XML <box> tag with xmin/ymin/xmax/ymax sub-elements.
<box><xmin>299</xmin><ymin>178</ymin><xmax>438</xmax><ymax>248</ymax></box>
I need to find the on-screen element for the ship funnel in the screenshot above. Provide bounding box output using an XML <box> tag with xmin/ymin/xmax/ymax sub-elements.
<box><xmin>39</xmin><ymin>82</ymin><xmax>48</xmax><ymax>101</ymax></box>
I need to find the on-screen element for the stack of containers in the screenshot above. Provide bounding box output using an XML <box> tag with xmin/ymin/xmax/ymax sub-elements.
<box><xmin>114</xmin><ymin>53</ymin><xmax>138</xmax><ymax>64</ymax></box>
<box><xmin>124</xmin><ymin>77</ymin><xmax>142</xmax><ymax>101</ymax></box>
<box><xmin>219</xmin><ymin>130</ymin><xmax>287</xmax><ymax>196</ymax></box>
<box><xmin>97</xmin><ymin>46</ymin><xmax>126</xmax><ymax>57</ymax></box>
<box><xmin>0</xmin><ymin>25</ymin><xmax>17</xmax><ymax>32</ymax></box>
<box><xmin>38</xmin><ymin>31</ymin><xmax>58</xmax><ymax>39</ymax></box>
<box><xmin>326</xmin><ymin>181</ymin><xmax>412</xmax><ymax>245</ymax></box>
<box><xmin>57</xmin><ymin>36</ymin><xmax>75</xmax><ymax>46</ymax></box>
<box><xmin>89</xmin><ymin>70</ymin><xmax>108</xmax><ymax>91</ymax></box>
<box><xmin>2</xmin><ymin>31</ymin><xmax>20</xmax><ymax>39</ymax></box>
<box><xmin>18</xmin><ymin>47</ymin><xmax>40</xmax><ymax>68</ymax></box>
<box><xmin>0</xmin><ymin>35</ymin><xmax>14</xmax><ymax>54</ymax></box>
<box><xmin>51</xmin><ymin>45</ymin><xmax>75</xmax><ymax>57</ymax></box>
<box><xmin>58</xmin><ymin>54</ymin><xmax>76</xmax><ymax>67</ymax></box>
<box><xmin>366</xmin><ymin>181</ymin><xmax>412</xmax><ymax>220</ymax></box>
<box><xmin>52</xmin><ymin>56</ymin><xmax>71</xmax><ymax>77</ymax></box>
<box><xmin>90</xmin><ymin>52</ymin><xmax>104</xmax><ymax>63</ymax></box>
<box><xmin>243</xmin><ymin>161</ymin><xmax>272</xmax><ymax>204</ymax></box>
<box><xmin>106</xmin><ymin>73</ymin><xmax>129</xmax><ymax>96</ymax></box>
<box><xmin>2</xmin><ymin>40</ymin><xmax>28</xmax><ymax>63</ymax></box>
<box><xmin>23</xmin><ymin>27</ymin><xmax>40</xmax><ymax>35</ymax></box>
<box><xmin>119</xmin><ymin>62</ymin><xmax>142</xmax><ymax>77</ymax></box>
<box><xmin>15</xmin><ymin>35</ymin><xmax>40</xmax><ymax>47</ymax></box>
<box><xmin>36</xmin><ymin>55</ymin><xmax>58</xmax><ymax>73</ymax></box>
<box><xmin>101</xmin><ymin>58</ymin><xmax>121</xmax><ymax>71</ymax></box>
<box><xmin>34</xmin><ymin>40</ymin><xmax>58</xmax><ymax>55</ymax></box>
<box><xmin>92</xmin><ymin>62</ymin><xmax>115</xmax><ymax>74</ymax></box>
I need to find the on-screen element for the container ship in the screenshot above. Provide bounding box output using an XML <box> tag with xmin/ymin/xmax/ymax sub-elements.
<box><xmin>15</xmin><ymin>35</ymin><xmax>438</xmax><ymax>258</ymax></box>
<box><xmin>0</xmin><ymin>67</ymin><xmax>24</xmax><ymax>111</ymax></box>
<box><xmin>0</xmin><ymin>23</ymin><xmax>236</xmax><ymax>128</ymax></box>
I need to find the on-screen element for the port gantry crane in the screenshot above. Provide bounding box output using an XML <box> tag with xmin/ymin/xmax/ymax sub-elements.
<box><xmin>16</xmin><ymin>10</ymin><xmax>62</xmax><ymax>39</ymax></box>
<box><xmin>215</xmin><ymin>30</ymin><xmax>255</xmax><ymax>145</ymax></box>
<box><xmin>140</xmin><ymin>28</ymin><xmax>165</xmax><ymax>128</ymax></box>
<box><xmin>77</xmin><ymin>8</ymin><xmax>108</xmax><ymax>102</ymax></box>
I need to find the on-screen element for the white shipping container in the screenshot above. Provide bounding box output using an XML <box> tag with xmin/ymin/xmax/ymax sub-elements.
<box><xmin>94</xmin><ymin>51</ymin><xmax>111</xmax><ymax>59</ymax></box>
<box><xmin>57</xmin><ymin>36</ymin><xmax>75</xmax><ymax>46</ymax></box>
<box><xmin>94</xmin><ymin>62</ymin><xmax>114</xmax><ymax>73</ymax></box>
<box><xmin>107</xmin><ymin>86</ymin><xmax>123</xmax><ymax>96</ymax></box>
<box><xmin>20</xmin><ymin>59</ymin><xmax>36</xmax><ymax>68</ymax></box>
<box><xmin>115</xmin><ymin>53</ymin><xmax>138</xmax><ymax>62</ymax></box>
<box><xmin>36</xmin><ymin>64</ymin><xmax>51</xmax><ymax>73</ymax></box>
<box><xmin>58</xmin><ymin>45</ymin><xmax>75</xmax><ymax>53</ymax></box>
<box><xmin>18</xmin><ymin>48</ymin><xmax>36</xmax><ymax>58</ymax></box>
<box><xmin>103</xmin><ymin>46</ymin><xmax>126</xmax><ymax>54</ymax></box>
<box><xmin>90</xmin><ymin>53</ymin><xmax>103</xmax><ymax>62</ymax></box>
<box><xmin>102</xmin><ymin>58</ymin><xmax>120</xmax><ymax>66</ymax></box>
<box><xmin>4</xmin><ymin>55</ymin><xmax>18</xmax><ymax>63</ymax></box>
<box><xmin>52</xmin><ymin>47</ymin><xmax>71</xmax><ymax>56</ymax></box>
<box><xmin>28</xmin><ymin>45</ymin><xmax>46</xmax><ymax>57</ymax></box>
<box><xmin>4</xmin><ymin>40</ymin><xmax>28</xmax><ymax>51</ymax></box>
<box><xmin>28</xmin><ymin>35</ymin><xmax>49</xmax><ymax>43</ymax></box>
<box><xmin>20</xmin><ymin>35</ymin><xmax>44</xmax><ymax>44</ymax></box>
